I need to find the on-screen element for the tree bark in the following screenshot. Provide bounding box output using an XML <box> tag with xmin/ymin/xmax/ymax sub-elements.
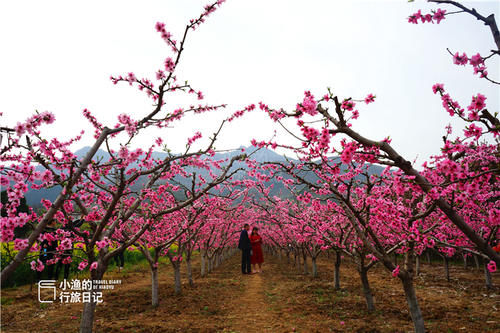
<box><xmin>151</xmin><ymin>267</ymin><xmax>159</xmax><ymax>307</ymax></box>
<box><xmin>444</xmin><ymin>256</ymin><xmax>450</xmax><ymax>282</ymax></box>
<box><xmin>79</xmin><ymin>267</ymin><xmax>105</xmax><ymax>333</ymax></box>
<box><xmin>474</xmin><ymin>254</ymin><xmax>480</xmax><ymax>269</ymax></box>
<box><xmin>334</xmin><ymin>251</ymin><xmax>341</xmax><ymax>290</ymax></box>
<box><xmin>483</xmin><ymin>258</ymin><xmax>493</xmax><ymax>290</ymax></box>
<box><xmin>186</xmin><ymin>258</ymin><xmax>194</xmax><ymax>287</ymax></box>
<box><xmin>174</xmin><ymin>263</ymin><xmax>182</xmax><ymax>295</ymax></box>
<box><xmin>311</xmin><ymin>256</ymin><xmax>318</xmax><ymax>278</ymax></box>
<box><xmin>358</xmin><ymin>267</ymin><xmax>374</xmax><ymax>312</ymax></box>
<box><xmin>201</xmin><ymin>251</ymin><xmax>206</xmax><ymax>277</ymax></box>
<box><xmin>401</xmin><ymin>275</ymin><xmax>426</xmax><ymax>333</ymax></box>
<box><xmin>415</xmin><ymin>255</ymin><xmax>421</xmax><ymax>276</ymax></box>
<box><xmin>302</xmin><ymin>251</ymin><xmax>308</xmax><ymax>275</ymax></box>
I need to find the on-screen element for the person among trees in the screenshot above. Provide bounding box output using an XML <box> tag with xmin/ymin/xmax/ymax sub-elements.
<box><xmin>238</xmin><ymin>223</ymin><xmax>251</xmax><ymax>274</ymax></box>
<box><xmin>113</xmin><ymin>244</ymin><xmax>126</xmax><ymax>272</ymax></box>
<box><xmin>250</xmin><ymin>227</ymin><xmax>264</xmax><ymax>273</ymax></box>
<box><xmin>55</xmin><ymin>216</ymin><xmax>84</xmax><ymax>280</ymax></box>
<box><xmin>36</xmin><ymin>219</ymin><xmax>58</xmax><ymax>281</ymax></box>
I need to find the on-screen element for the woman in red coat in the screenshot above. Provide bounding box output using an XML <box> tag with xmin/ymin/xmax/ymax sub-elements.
<box><xmin>250</xmin><ymin>227</ymin><xmax>264</xmax><ymax>273</ymax></box>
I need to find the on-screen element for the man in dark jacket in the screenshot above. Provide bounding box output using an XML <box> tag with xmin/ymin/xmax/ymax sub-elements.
<box><xmin>238</xmin><ymin>223</ymin><xmax>251</xmax><ymax>274</ymax></box>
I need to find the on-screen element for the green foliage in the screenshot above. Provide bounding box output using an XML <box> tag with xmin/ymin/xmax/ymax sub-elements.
<box><xmin>1</xmin><ymin>245</ymin><xmax>149</xmax><ymax>289</ymax></box>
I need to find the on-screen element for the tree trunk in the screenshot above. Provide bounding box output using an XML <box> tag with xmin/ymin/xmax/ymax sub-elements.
<box><xmin>286</xmin><ymin>251</ymin><xmax>290</xmax><ymax>265</ymax></box>
<box><xmin>358</xmin><ymin>267</ymin><xmax>374</xmax><ymax>312</ymax></box>
<box><xmin>474</xmin><ymin>254</ymin><xmax>480</xmax><ymax>269</ymax></box>
<box><xmin>334</xmin><ymin>251</ymin><xmax>341</xmax><ymax>290</ymax></box>
<box><xmin>79</xmin><ymin>268</ymin><xmax>105</xmax><ymax>333</ymax></box>
<box><xmin>151</xmin><ymin>267</ymin><xmax>159</xmax><ymax>307</ymax></box>
<box><xmin>426</xmin><ymin>250</ymin><xmax>431</xmax><ymax>265</ymax></box>
<box><xmin>311</xmin><ymin>256</ymin><xmax>318</xmax><ymax>278</ymax></box>
<box><xmin>463</xmin><ymin>254</ymin><xmax>468</xmax><ymax>270</ymax></box>
<box><xmin>186</xmin><ymin>258</ymin><xmax>194</xmax><ymax>287</ymax></box>
<box><xmin>483</xmin><ymin>258</ymin><xmax>493</xmax><ymax>290</ymax></box>
<box><xmin>174</xmin><ymin>264</ymin><xmax>181</xmax><ymax>295</ymax></box>
<box><xmin>444</xmin><ymin>256</ymin><xmax>450</xmax><ymax>282</ymax></box>
<box><xmin>401</xmin><ymin>276</ymin><xmax>426</xmax><ymax>333</ymax></box>
<box><xmin>302</xmin><ymin>251</ymin><xmax>308</xmax><ymax>275</ymax></box>
<box><xmin>415</xmin><ymin>255</ymin><xmax>420</xmax><ymax>276</ymax></box>
<box><xmin>201</xmin><ymin>252</ymin><xmax>206</xmax><ymax>277</ymax></box>
<box><xmin>80</xmin><ymin>298</ymin><xmax>98</xmax><ymax>333</ymax></box>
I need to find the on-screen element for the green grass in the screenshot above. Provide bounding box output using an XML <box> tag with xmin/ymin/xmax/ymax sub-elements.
<box><xmin>1</xmin><ymin>245</ymin><xmax>153</xmax><ymax>289</ymax></box>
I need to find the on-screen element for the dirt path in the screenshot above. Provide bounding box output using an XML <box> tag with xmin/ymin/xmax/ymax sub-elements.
<box><xmin>224</xmin><ymin>262</ymin><xmax>282</xmax><ymax>333</ymax></box>
<box><xmin>2</xmin><ymin>252</ymin><xmax>499</xmax><ymax>332</ymax></box>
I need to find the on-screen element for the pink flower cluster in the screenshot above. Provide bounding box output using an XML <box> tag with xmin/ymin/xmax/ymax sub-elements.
<box><xmin>117</xmin><ymin>114</ymin><xmax>138</xmax><ymax>136</ymax></box>
<box><xmin>14</xmin><ymin>111</ymin><xmax>55</xmax><ymax>137</ymax></box>
<box><xmin>187</xmin><ymin>132</ymin><xmax>203</xmax><ymax>146</ymax></box>
<box><xmin>408</xmin><ymin>9</ymin><xmax>446</xmax><ymax>24</ymax></box>
<box><xmin>297</xmin><ymin>91</ymin><xmax>317</xmax><ymax>116</ymax></box>
<box><xmin>364</xmin><ymin>93</ymin><xmax>375</xmax><ymax>104</ymax></box>
<box><xmin>228</xmin><ymin>104</ymin><xmax>256</xmax><ymax>122</ymax></box>
<box><xmin>30</xmin><ymin>259</ymin><xmax>45</xmax><ymax>272</ymax></box>
<box><xmin>452</xmin><ymin>52</ymin><xmax>488</xmax><ymax>78</ymax></box>
<box><xmin>155</xmin><ymin>22</ymin><xmax>178</xmax><ymax>53</ymax></box>
<box><xmin>340</xmin><ymin>142</ymin><xmax>358</xmax><ymax>164</ymax></box>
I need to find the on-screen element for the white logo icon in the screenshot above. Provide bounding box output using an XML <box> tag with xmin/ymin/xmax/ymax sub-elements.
<box><xmin>38</xmin><ymin>280</ymin><xmax>56</xmax><ymax>303</ymax></box>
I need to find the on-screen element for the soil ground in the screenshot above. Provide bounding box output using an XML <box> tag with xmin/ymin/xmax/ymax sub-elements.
<box><xmin>1</xmin><ymin>252</ymin><xmax>499</xmax><ymax>332</ymax></box>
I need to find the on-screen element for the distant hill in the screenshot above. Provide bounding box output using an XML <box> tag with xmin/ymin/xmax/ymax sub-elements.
<box><xmin>23</xmin><ymin>146</ymin><xmax>384</xmax><ymax>207</ymax></box>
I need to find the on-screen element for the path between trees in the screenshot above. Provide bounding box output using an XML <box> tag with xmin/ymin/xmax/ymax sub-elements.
<box><xmin>223</xmin><ymin>260</ymin><xmax>283</xmax><ymax>332</ymax></box>
<box><xmin>2</xmin><ymin>252</ymin><xmax>499</xmax><ymax>332</ymax></box>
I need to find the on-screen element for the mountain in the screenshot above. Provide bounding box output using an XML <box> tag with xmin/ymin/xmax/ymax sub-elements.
<box><xmin>23</xmin><ymin>146</ymin><xmax>384</xmax><ymax>207</ymax></box>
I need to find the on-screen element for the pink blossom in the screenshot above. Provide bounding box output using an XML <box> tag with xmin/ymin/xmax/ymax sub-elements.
<box><xmin>487</xmin><ymin>261</ymin><xmax>496</xmax><ymax>273</ymax></box>
<box><xmin>433</xmin><ymin>9</ymin><xmax>446</xmax><ymax>24</ymax></box>
<box><xmin>164</xmin><ymin>57</ymin><xmax>175</xmax><ymax>72</ymax></box>
<box><xmin>78</xmin><ymin>261</ymin><xmax>88</xmax><ymax>271</ymax></box>
<box><xmin>364</xmin><ymin>94</ymin><xmax>375</xmax><ymax>104</ymax></box>
<box><xmin>30</xmin><ymin>259</ymin><xmax>44</xmax><ymax>272</ymax></box>
<box><xmin>392</xmin><ymin>265</ymin><xmax>400</xmax><ymax>277</ymax></box>
<box><xmin>453</xmin><ymin>52</ymin><xmax>468</xmax><ymax>66</ymax></box>
<box><xmin>469</xmin><ymin>53</ymin><xmax>483</xmax><ymax>67</ymax></box>
<box><xmin>298</xmin><ymin>91</ymin><xmax>317</xmax><ymax>116</ymax></box>
<box><xmin>463</xmin><ymin>124</ymin><xmax>482</xmax><ymax>139</ymax></box>
<box><xmin>341</xmin><ymin>99</ymin><xmax>355</xmax><ymax>111</ymax></box>
<box><xmin>90</xmin><ymin>261</ymin><xmax>98</xmax><ymax>271</ymax></box>
<box><xmin>467</xmin><ymin>93</ymin><xmax>486</xmax><ymax>111</ymax></box>
<box><xmin>432</xmin><ymin>83</ymin><xmax>444</xmax><ymax>94</ymax></box>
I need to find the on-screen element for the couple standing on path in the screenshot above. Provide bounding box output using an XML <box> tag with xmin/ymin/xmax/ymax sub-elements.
<box><xmin>238</xmin><ymin>224</ymin><xmax>264</xmax><ymax>274</ymax></box>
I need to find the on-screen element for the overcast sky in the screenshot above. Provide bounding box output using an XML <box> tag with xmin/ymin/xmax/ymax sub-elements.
<box><xmin>1</xmin><ymin>0</ymin><xmax>498</xmax><ymax>164</ymax></box>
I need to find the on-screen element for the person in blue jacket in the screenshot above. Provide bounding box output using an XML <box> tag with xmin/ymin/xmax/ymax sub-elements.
<box><xmin>238</xmin><ymin>223</ymin><xmax>252</xmax><ymax>274</ymax></box>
